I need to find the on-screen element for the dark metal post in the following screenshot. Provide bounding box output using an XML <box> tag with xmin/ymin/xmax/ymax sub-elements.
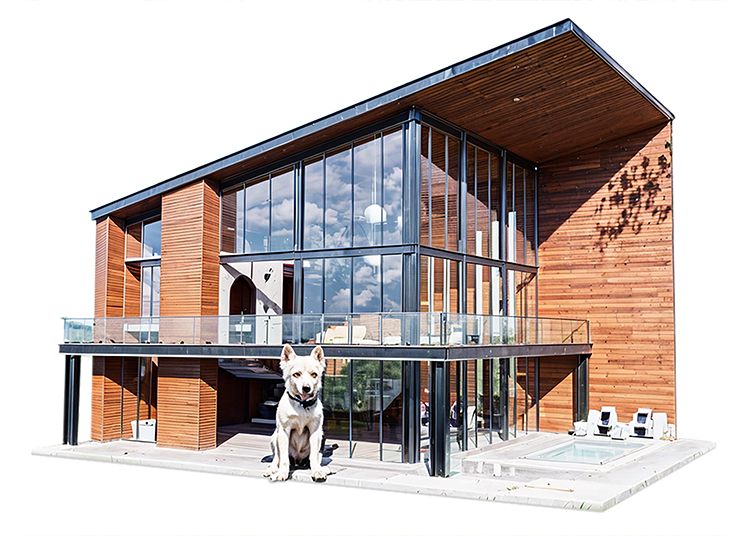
<box><xmin>63</xmin><ymin>355</ymin><xmax>81</xmax><ymax>445</ymax></box>
<box><xmin>575</xmin><ymin>354</ymin><xmax>590</xmax><ymax>423</ymax></box>
<box><xmin>429</xmin><ymin>360</ymin><xmax>450</xmax><ymax>477</ymax></box>
<box><xmin>402</xmin><ymin>361</ymin><xmax>421</xmax><ymax>464</ymax></box>
<box><xmin>499</xmin><ymin>358</ymin><xmax>509</xmax><ymax>441</ymax></box>
<box><xmin>535</xmin><ymin>356</ymin><xmax>540</xmax><ymax>431</ymax></box>
<box><xmin>460</xmin><ymin>360</ymin><xmax>468</xmax><ymax>451</ymax></box>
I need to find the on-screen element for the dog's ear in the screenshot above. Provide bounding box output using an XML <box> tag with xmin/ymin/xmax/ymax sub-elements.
<box><xmin>281</xmin><ymin>343</ymin><xmax>296</xmax><ymax>363</ymax></box>
<box><xmin>311</xmin><ymin>345</ymin><xmax>325</xmax><ymax>364</ymax></box>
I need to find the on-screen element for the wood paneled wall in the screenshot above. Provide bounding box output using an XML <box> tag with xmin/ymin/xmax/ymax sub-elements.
<box><xmin>91</xmin><ymin>357</ymin><xmax>139</xmax><ymax>441</ymax></box>
<box><xmin>156</xmin><ymin>358</ymin><xmax>218</xmax><ymax>450</ymax></box>
<box><xmin>94</xmin><ymin>216</ymin><xmax>125</xmax><ymax>319</ymax></box>
<box><xmin>160</xmin><ymin>179</ymin><xmax>220</xmax><ymax>318</ymax></box>
<box><xmin>537</xmin><ymin>123</ymin><xmax>675</xmax><ymax>427</ymax></box>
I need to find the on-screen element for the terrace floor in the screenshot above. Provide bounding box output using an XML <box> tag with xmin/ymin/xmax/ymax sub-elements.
<box><xmin>32</xmin><ymin>430</ymin><xmax>714</xmax><ymax>511</ymax></box>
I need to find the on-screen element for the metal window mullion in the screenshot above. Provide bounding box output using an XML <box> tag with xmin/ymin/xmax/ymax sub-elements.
<box><xmin>379</xmin><ymin>360</ymin><xmax>384</xmax><ymax>461</ymax></box>
<box><xmin>428</xmin><ymin>127</ymin><xmax>432</xmax><ymax>247</ymax></box>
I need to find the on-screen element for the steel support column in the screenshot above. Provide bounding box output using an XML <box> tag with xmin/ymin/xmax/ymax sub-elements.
<box><xmin>402</xmin><ymin>361</ymin><xmax>421</xmax><ymax>463</ymax></box>
<box><xmin>575</xmin><ymin>354</ymin><xmax>590</xmax><ymax>423</ymax></box>
<box><xmin>429</xmin><ymin>360</ymin><xmax>450</xmax><ymax>477</ymax></box>
<box><xmin>63</xmin><ymin>355</ymin><xmax>81</xmax><ymax>446</ymax></box>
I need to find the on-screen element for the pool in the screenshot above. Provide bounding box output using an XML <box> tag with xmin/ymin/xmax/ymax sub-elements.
<box><xmin>524</xmin><ymin>439</ymin><xmax>646</xmax><ymax>465</ymax></box>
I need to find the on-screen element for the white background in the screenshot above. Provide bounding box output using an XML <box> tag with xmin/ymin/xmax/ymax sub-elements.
<box><xmin>2</xmin><ymin>1</ymin><xmax>747</xmax><ymax>534</ymax></box>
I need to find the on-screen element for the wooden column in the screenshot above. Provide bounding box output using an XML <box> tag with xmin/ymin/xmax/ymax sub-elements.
<box><xmin>157</xmin><ymin>179</ymin><xmax>220</xmax><ymax>450</ymax></box>
<box><xmin>91</xmin><ymin>216</ymin><xmax>134</xmax><ymax>441</ymax></box>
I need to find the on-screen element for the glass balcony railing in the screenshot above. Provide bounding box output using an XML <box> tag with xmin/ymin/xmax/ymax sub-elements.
<box><xmin>62</xmin><ymin>313</ymin><xmax>590</xmax><ymax>347</ymax></box>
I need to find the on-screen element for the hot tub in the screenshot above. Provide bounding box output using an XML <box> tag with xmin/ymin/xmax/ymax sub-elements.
<box><xmin>524</xmin><ymin>439</ymin><xmax>646</xmax><ymax>465</ymax></box>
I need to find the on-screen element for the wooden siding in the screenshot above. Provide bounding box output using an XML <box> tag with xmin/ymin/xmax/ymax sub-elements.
<box><xmin>537</xmin><ymin>123</ymin><xmax>675</xmax><ymax>427</ymax></box>
<box><xmin>94</xmin><ymin>216</ymin><xmax>125</xmax><ymax>319</ymax></box>
<box><xmin>160</xmin><ymin>179</ymin><xmax>220</xmax><ymax>318</ymax></box>
<box><xmin>156</xmin><ymin>358</ymin><xmax>218</xmax><ymax>450</ymax></box>
<box><xmin>91</xmin><ymin>357</ymin><xmax>139</xmax><ymax>441</ymax></box>
<box><xmin>538</xmin><ymin>356</ymin><xmax>576</xmax><ymax>432</ymax></box>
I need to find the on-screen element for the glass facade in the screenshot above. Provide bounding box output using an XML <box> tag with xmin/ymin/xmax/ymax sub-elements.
<box><xmin>214</xmin><ymin>112</ymin><xmax>542</xmax><ymax>468</ymax></box>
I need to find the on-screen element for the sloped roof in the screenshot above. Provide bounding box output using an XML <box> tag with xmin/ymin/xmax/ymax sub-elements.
<box><xmin>92</xmin><ymin>19</ymin><xmax>672</xmax><ymax>220</ymax></box>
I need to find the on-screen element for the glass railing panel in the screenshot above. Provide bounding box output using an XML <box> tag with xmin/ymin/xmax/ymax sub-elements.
<box><xmin>63</xmin><ymin>314</ymin><xmax>589</xmax><ymax>347</ymax></box>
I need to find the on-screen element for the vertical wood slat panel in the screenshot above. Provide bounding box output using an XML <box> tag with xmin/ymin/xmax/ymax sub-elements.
<box><xmin>91</xmin><ymin>357</ymin><xmax>139</xmax><ymax>441</ymax></box>
<box><xmin>161</xmin><ymin>179</ymin><xmax>220</xmax><ymax>317</ymax></box>
<box><xmin>94</xmin><ymin>216</ymin><xmax>125</xmax><ymax>319</ymax></box>
<box><xmin>156</xmin><ymin>358</ymin><xmax>217</xmax><ymax>450</ymax></box>
<box><xmin>537</xmin><ymin>123</ymin><xmax>675</xmax><ymax>427</ymax></box>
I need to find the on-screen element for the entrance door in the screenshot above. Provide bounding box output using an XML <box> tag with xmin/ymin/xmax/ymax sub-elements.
<box><xmin>229</xmin><ymin>276</ymin><xmax>256</xmax><ymax>315</ymax></box>
<box><xmin>229</xmin><ymin>276</ymin><xmax>256</xmax><ymax>343</ymax></box>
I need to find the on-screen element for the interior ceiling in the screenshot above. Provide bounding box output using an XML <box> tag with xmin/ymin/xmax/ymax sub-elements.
<box><xmin>98</xmin><ymin>24</ymin><xmax>671</xmax><ymax>221</ymax></box>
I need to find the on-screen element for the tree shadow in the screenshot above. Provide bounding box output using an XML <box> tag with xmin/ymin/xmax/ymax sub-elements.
<box><xmin>538</xmin><ymin>124</ymin><xmax>672</xmax><ymax>253</ymax></box>
<box><xmin>593</xmin><ymin>146</ymin><xmax>672</xmax><ymax>251</ymax></box>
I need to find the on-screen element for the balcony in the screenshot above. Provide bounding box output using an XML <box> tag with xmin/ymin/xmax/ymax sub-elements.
<box><xmin>60</xmin><ymin>313</ymin><xmax>591</xmax><ymax>361</ymax></box>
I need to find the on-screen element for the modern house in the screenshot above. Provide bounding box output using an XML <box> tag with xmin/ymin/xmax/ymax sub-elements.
<box><xmin>60</xmin><ymin>19</ymin><xmax>675</xmax><ymax>478</ymax></box>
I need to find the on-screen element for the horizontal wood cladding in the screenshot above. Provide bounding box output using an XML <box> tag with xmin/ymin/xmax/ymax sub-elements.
<box><xmin>91</xmin><ymin>357</ymin><xmax>138</xmax><ymax>441</ymax></box>
<box><xmin>156</xmin><ymin>358</ymin><xmax>218</xmax><ymax>450</ymax></box>
<box><xmin>538</xmin><ymin>356</ymin><xmax>576</xmax><ymax>432</ymax></box>
<box><xmin>94</xmin><ymin>216</ymin><xmax>125</xmax><ymax>319</ymax></box>
<box><xmin>537</xmin><ymin>123</ymin><xmax>675</xmax><ymax>426</ymax></box>
<box><xmin>160</xmin><ymin>180</ymin><xmax>220</xmax><ymax>319</ymax></box>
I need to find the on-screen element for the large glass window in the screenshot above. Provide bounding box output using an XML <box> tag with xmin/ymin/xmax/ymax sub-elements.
<box><xmin>141</xmin><ymin>265</ymin><xmax>160</xmax><ymax>317</ymax></box>
<box><xmin>420</xmin><ymin>126</ymin><xmax>460</xmax><ymax>251</ymax></box>
<box><xmin>142</xmin><ymin>220</ymin><xmax>161</xmax><ymax>257</ymax></box>
<box><xmin>506</xmin><ymin>161</ymin><xmax>537</xmax><ymax>265</ymax></box>
<box><xmin>303</xmin><ymin>255</ymin><xmax>402</xmax><ymax>316</ymax></box>
<box><xmin>222</xmin><ymin>167</ymin><xmax>295</xmax><ymax>254</ymax></box>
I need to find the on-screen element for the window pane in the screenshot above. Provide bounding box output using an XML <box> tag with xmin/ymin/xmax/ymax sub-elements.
<box><xmin>220</xmin><ymin>187</ymin><xmax>239</xmax><ymax>254</ymax></box>
<box><xmin>270</xmin><ymin>168</ymin><xmax>294</xmax><ymax>251</ymax></box>
<box><xmin>420</xmin><ymin>126</ymin><xmax>431</xmax><ymax>247</ymax></box>
<box><xmin>430</xmin><ymin>130</ymin><xmax>446</xmax><ymax>249</ymax></box>
<box><xmin>382</xmin><ymin>254</ymin><xmax>401</xmax><ymax>312</ymax></box>
<box><xmin>142</xmin><ymin>220</ymin><xmax>161</xmax><ymax>257</ymax></box>
<box><xmin>324</xmin><ymin>257</ymin><xmax>351</xmax><ymax>313</ymax></box>
<box><xmin>235</xmin><ymin>187</ymin><xmax>245</xmax><ymax>253</ymax></box>
<box><xmin>322</xmin><ymin>358</ymin><xmax>350</xmax><ymax>454</ymax></box>
<box><xmin>351</xmin><ymin>360</ymin><xmax>381</xmax><ymax>460</ymax></box>
<box><xmin>302</xmin><ymin>259</ymin><xmax>323</xmax><ymax>315</ymax></box>
<box><xmin>466</xmin><ymin>145</ymin><xmax>476</xmax><ymax>256</ymax></box>
<box><xmin>446</xmin><ymin>136</ymin><xmax>460</xmax><ymax>251</ymax></box>
<box><xmin>151</xmin><ymin>266</ymin><xmax>160</xmax><ymax>317</ymax></box>
<box><xmin>353</xmin><ymin>137</ymin><xmax>379</xmax><ymax>247</ymax></box>
<box><xmin>381</xmin><ymin>360</ymin><xmax>402</xmax><ymax>462</ymax></box>
<box><xmin>325</xmin><ymin>147</ymin><xmax>352</xmax><ymax>248</ymax></box>
<box><xmin>303</xmin><ymin>158</ymin><xmax>324</xmax><ymax>250</ymax></box>
<box><xmin>382</xmin><ymin>129</ymin><xmax>403</xmax><ymax>246</ymax></box>
<box><xmin>245</xmin><ymin>178</ymin><xmax>270</xmax><ymax>253</ymax></box>
<box><xmin>353</xmin><ymin>256</ymin><xmax>381</xmax><ymax>313</ymax></box>
<box><xmin>141</xmin><ymin>266</ymin><xmax>151</xmax><ymax>316</ymax></box>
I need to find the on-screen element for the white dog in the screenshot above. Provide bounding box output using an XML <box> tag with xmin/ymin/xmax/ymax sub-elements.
<box><xmin>263</xmin><ymin>344</ymin><xmax>329</xmax><ymax>482</ymax></box>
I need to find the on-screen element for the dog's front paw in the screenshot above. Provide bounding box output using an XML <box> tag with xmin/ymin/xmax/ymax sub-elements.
<box><xmin>270</xmin><ymin>467</ymin><xmax>289</xmax><ymax>481</ymax></box>
<box><xmin>311</xmin><ymin>469</ymin><xmax>328</xmax><ymax>482</ymax></box>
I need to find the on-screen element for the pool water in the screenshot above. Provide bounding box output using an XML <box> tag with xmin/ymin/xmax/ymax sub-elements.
<box><xmin>526</xmin><ymin>439</ymin><xmax>645</xmax><ymax>465</ymax></box>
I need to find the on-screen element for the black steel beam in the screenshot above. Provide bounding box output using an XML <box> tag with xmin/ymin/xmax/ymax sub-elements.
<box><xmin>58</xmin><ymin>342</ymin><xmax>592</xmax><ymax>361</ymax></box>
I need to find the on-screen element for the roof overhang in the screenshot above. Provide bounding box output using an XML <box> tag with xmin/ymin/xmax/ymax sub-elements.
<box><xmin>91</xmin><ymin>19</ymin><xmax>672</xmax><ymax>221</ymax></box>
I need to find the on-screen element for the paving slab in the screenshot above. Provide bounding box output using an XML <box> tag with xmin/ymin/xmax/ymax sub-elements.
<box><xmin>32</xmin><ymin>431</ymin><xmax>714</xmax><ymax>511</ymax></box>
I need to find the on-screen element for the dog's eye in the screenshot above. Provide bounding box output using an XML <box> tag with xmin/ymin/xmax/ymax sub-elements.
<box><xmin>293</xmin><ymin>371</ymin><xmax>301</xmax><ymax>378</ymax></box>
<box><xmin>310</xmin><ymin>372</ymin><xmax>318</xmax><ymax>378</ymax></box>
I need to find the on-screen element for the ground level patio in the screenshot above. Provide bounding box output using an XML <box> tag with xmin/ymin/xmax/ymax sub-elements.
<box><xmin>33</xmin><ymin>429</ymin><xmax>713</xmax><ymax>511</ymax></box>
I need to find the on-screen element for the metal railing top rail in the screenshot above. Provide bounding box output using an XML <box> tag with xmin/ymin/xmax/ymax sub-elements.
<box><xmin>63</xmin><ymin>313</ymin><xmax>590</xmax><ymax>347</ymax></box>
